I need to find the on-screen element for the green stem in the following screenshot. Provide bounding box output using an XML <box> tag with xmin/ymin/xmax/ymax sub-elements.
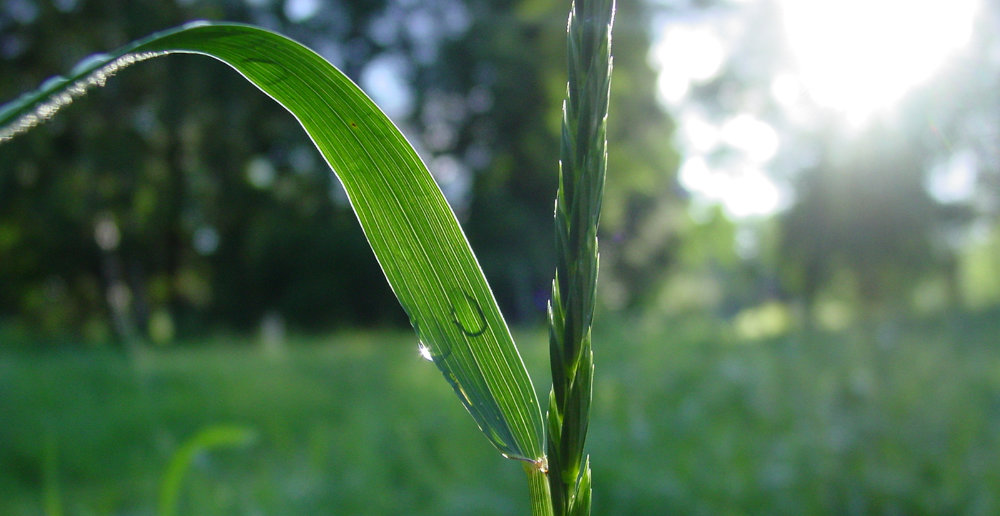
<box><xmin>526</xmin><ymin>462</ymin><xmax>555</xmax><ymax>516</ymax></box>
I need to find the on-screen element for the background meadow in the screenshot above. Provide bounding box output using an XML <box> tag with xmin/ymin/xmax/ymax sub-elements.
<box><xmin>2</xmin><ymin>0</ymin><xmax>1000</xmax><ymax>514</ymax></box>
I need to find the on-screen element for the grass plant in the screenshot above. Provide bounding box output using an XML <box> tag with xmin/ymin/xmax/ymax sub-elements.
<box><xmin>0</xmin><ymin>1</ymin><xmax>615</xmax><ymax>512</ymax></box>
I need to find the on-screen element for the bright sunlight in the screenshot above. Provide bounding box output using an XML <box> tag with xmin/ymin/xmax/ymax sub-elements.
<box><xmin>653</xmin><ymin>0</ymin><xmax>981</xmax><ymax>218</ymax></box>
<box><xmin>779</xmin><ymin>0</ymin><xmax>980</xmax><ymax>126</ymax></box>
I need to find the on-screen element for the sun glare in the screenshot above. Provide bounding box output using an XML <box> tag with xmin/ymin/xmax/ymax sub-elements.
<box><xmin>653</xmin><ymin>0</ymin><xmax>981</xmax><ymax>219</ymax></box>
<box><xmin>779</xmin><ymin>0</ymin><xmax>979</xmax><ymax>125</ymax></box>
<box><xmin>652</xmin><ymin>23</ymin><xmax>726</xmax><ymax>106</ymax></box>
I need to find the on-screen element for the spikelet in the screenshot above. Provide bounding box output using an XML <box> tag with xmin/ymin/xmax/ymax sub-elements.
<box><xmin>0</xmin><ymin>51</ymin><xmax>163</xmax><ymax>143</ymax></box>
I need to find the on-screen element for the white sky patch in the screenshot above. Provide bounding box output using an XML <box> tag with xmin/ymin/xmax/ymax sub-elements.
<box><xmin>679</xmin><ymin>156</ymin><xmax>784</xmax><ymax>219</ymax></box>
<box><xmin>770</xmin><ymin>73</ymin><xmax>803</xmax><ymax>110</ymax></box>
<box><xmin>652</xmin><ymin>17</ymin><xmax>786</xmax><ymax>219</ymax></box>
<box><xmin>678</xmin><ymin>109</ymin><xmax>721</xmax><ymax>154</ymax></box>
<box><xmin>720</xmin><ymin>114</ymin><xmax>779</xmax><ymax>163</ymax></box>
<box><xmin>360</xmin><ymin>54</ymin><xmax>413</xmax><ymax>120</ymax></box>
<box><xmin>651</xmin><ymin>23</ymin><xmax>726</xmax><ymax>106</ymax></box>
<box><xmin>284</xmin><ymin>0</ymin><xmax>321</xmax><ymax>23</ymax></box>
<box><xmin>779</xmin><ymin>0</ymin><xmax>980</xmax><ymax>126</ymax></box>
<box><xmin>673</xmin><ymin>107</ymin><xmax>783</xmax><ymax>218</ymax></box>
<box><xmin>721</xmin><ymin>168</ymin><xmax>782</xmax><ymax>218</ymax></box>
<box><xmin>679</xmin><ymin>156</ymin><xmax>718</xmax><ymax>198</ymax></box>
<box><xmin>430</xmin><ymin>154</ymin><xmax>471</xmax><ymax>210</ymax></box>
<box><xmin>927</xmin><ymin>149</ymin><xmax>978</xmax><ymax>204</ymax></box>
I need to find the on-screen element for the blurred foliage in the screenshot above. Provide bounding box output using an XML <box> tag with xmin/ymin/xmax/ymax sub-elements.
<box><xmin>667</xmin><ymin>0</ymin><xmax>1000</xmax><ymax>327</ymax></box>
<box><xmin>0</xmin><ymin>0</ymin><xmax>682</xmax><ymax>344</ymax></box>
<box><xmin>777</xmin><ymin>122</ymin><xmax>960</xmax><ymax>318</ymax></box>
<box><xmin>3</xmin><ymin>0</ymin><xmax>1000</xmax><ymax>345</ymax></box>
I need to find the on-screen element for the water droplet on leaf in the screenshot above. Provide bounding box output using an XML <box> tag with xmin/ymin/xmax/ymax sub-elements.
<box><xmin>450</xmin><ymin>289</ymin><xmax>487</xmax><ymax>337</ymax></box>
<box><xmin>240</xmin><ymin>57</ymin><xmax>289</xmax><ymax>87</ymax></box>
<box><xmin>417</xmin><ymin>341</ymin><xmax>433</xmax><ymax>361</ymax></box>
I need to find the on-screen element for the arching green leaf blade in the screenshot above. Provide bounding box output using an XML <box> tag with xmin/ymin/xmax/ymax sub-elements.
<box><xmin>0</xmin><ymin>22</ymin><xmax>544</xmax><ymax>462</ymax></box>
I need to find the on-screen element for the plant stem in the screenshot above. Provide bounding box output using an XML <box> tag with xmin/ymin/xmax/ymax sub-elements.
<box><xmin>526</xmin><ymin>462</ymin><xmax>555</xmax><ymax>516</ymax></box>
<box><xmin>546</xmin><ymin>0</ymin><xmax>614</xmax><ymax>515</ymax></box>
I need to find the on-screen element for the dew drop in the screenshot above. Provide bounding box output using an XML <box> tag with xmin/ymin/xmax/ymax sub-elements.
<box><xmin>417</xmin><ymin>341</ymin><xmax>433</xmax><ymax>362</ymax></box>
<box><xmin>450</xmin><ymin>289</ymin><xmax>487</xmax><ymax>337</ymax></box>
<box><xmin>240</xmin><ymin>57</ymin><xmax>289</xmax><ymax>87</ymax></box>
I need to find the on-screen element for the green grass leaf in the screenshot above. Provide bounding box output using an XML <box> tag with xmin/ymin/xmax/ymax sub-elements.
<box><xmin>0</xmin><ymin>21</ymin><xmax>544</xmax><ymax>462</ymax></box>
<box><xmin>158</xmin><ymin>425</ymin><xmax>257</xmax><ymax>516</ymax></box>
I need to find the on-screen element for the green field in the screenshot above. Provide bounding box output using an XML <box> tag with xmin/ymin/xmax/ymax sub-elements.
<box><xmin>3</xmin><ymin>311</ymin><xmax>1000</xmax><ymax>515</ymax></box>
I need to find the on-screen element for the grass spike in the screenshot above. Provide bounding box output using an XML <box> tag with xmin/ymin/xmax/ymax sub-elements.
<box><xmin>546</xmin><ymin>0</ymin><xmax>615</xmax><ymax>515</ymax></box>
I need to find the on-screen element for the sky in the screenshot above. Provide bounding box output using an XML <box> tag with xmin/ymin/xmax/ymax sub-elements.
<box><xmin>652</xmin><ymin>0</ymin><xmax>984</xmax><ymax>220</ymax></box>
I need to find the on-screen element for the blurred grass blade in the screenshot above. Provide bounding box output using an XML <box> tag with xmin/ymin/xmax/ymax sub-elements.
<box><xmin>0</xmin><ymin>22</ymin><xmax>544</xmax><ymax>462</ymax></box>
<box><xmin>158</xmin><ymin>425</ymin><xmax>257</xmax><ymax>516</ymax></box>
<box><xmin>43</xmin><ymin>428</ymin><xmax>63</xmax><ymax>516</ymax></box>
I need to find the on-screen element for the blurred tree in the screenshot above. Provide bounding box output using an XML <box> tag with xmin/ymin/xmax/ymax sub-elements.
<box><xmin>0</xmin><ymin>0</ymin><xmax>402</xmax><ymax>342</ymax></box>
<box><xmin>0</xmin><ymin>0</ymin><xmax>681</xmax><ymax>343</ymax></box>
<box><xmin>437</xmin><ymin>0</ymin><xmax>682</xmax><ymax>318</ymax></box>
<box><xmin>657</xmin><ymin>0</ymin><xmax>998</xmax><ymax>323</ymax></box>
<box><xmin>778</xmin><ymin>122</ymin><xmax>955</xmax><ymax>320</ymax></box>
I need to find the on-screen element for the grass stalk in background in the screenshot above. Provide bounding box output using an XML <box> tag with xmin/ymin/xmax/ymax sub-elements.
<box><xmin>42</xmin><ymin>428</ymin><xmax>63</xmax><ymax>516</ymax></box>
<box><xmin>546</xmin><ymin>1</ymin><xmax>615</xmax><ymax>515</ymax></box>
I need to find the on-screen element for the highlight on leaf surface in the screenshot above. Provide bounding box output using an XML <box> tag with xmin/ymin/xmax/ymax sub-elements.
<box><xmin>0</xmin><ymin>21</ymin><xmax>544</xmax><ymax>463</ymax></box>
